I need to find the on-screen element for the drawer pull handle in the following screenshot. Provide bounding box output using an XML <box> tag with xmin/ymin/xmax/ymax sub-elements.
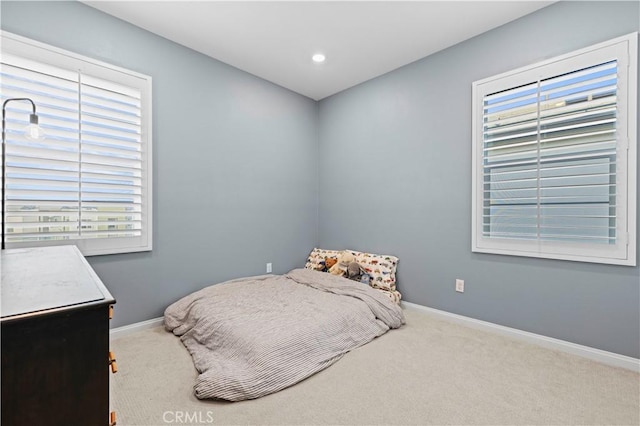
<box><xmin>109</xmin><ymin>305</ymin><xmax>114</xmax><ymax>320</ymax></box>
<box><xmin>108</xmin><ymin>351</ymin><xmax>118</xmax><ymax>373</ymax></box>
<box><xmin>110</xmin><ymin>411</ymin><xmax>117</xmax><ymax>426</ymax></box>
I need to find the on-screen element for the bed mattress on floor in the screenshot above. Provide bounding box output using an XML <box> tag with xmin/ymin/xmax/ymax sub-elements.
<box><xmin>164</xmin><ymin>268</ymin><xmax>405</xmax><ymax>401</ymax></box>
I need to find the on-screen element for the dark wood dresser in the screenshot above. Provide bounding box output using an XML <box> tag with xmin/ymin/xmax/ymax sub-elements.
<box><xmin>1</xmin><ymin>245</ymin><xmax>116</xmax><ymax>426</ymax></box>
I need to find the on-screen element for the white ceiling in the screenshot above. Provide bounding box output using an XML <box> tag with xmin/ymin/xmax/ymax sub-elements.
<box><xmin>83</xmin><ymin>1</ymin><xmax>553</xmax><ymax>100</ymax></box>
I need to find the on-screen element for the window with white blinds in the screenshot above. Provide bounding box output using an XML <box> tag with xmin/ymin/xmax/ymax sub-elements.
<box><xmin>1</xmin><ymin>32</ymin><xmax>152</xmax><ymax>255</ymax></box>
<box><xmin>472</xmin><ymin>33</ymin><xmax>637</xmax><ymax>266</ymax></box>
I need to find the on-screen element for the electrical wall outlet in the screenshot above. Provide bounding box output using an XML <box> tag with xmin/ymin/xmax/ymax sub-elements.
<box><xmin>266</xmin><ymin>263</ymin><xmax>272</xmax><ymax>273</ymax></box>
<box><xmin>455</xmin><ymin>279</ymin><xmax>464</xmax><ymax>293</ymax></box>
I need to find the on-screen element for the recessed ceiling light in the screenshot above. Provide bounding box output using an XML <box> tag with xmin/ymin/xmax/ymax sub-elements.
<box><xmin>312</xmin><ymin>53</ymin><xmax>326</xmax><ymax>63</ymax></box>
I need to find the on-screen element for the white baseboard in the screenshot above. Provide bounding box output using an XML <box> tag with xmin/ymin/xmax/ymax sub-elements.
<box><xmin>110</xmin><ymin>304</ymin><xmax>640</xmax><ymax>372</ymax></box>
<box><xmin>110</xmin><ymin>317</ymin><xmax>164</xmax><ymax>340</ymax></box>
<box><xmin>402</xmin><ymin>301</ymin><xmax>640</xmax><ymax>373</ymax></box>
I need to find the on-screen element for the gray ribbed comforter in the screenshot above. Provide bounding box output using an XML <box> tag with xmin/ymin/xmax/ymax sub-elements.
<box><xmin>164</xmin><ymin>268</ymin><xmax>405</xmax><ymax>401</ymax></box>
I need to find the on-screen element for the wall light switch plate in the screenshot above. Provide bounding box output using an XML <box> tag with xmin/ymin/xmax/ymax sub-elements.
<box><xmin>266</xmin><ymin>263</ymin><xmax>272</xmax><ymax>273</ymax></box>
<box><xmin>455</xmin><ymin>279</ymin><xmax>464</xmax><ymax>293</ymax></box>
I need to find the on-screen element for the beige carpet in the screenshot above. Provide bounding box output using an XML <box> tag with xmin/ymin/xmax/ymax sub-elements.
<box><xmin>111</xmin><ymin>309</ymin><xmax>639</xmax><ymax>426</ymax></box>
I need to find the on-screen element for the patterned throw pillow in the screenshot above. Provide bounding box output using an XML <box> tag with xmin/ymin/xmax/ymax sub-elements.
<box><xmin>348</xmin><ymin>249</ymin><xmax>399</xmax><ymax>292</ymax></box>
<box><xmin>304</xmin><ymin>248</ymin><xmax>342</xmax><ymax>271</ymax></box>
<box><xmin>304</xmin><ymin>248</ymin><xmax>400</xmax><ymax>293</ymax></box>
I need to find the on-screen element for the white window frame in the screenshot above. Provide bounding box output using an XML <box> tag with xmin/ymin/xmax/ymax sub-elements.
<box><xmin>472</xmin><ymin>33</ymin><xmax>637</xmax><ymax>266</ymax></box>
<box><xmin>1</xmin><ymin>31</ymin><xmax>153</xmax><ymax>256</ymax></box>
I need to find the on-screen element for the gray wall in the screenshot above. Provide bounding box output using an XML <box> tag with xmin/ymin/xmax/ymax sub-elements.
<box><xmin>1</xmin><ymin>1</ymin><xmax>319</xmax><ymax>327</ymax></box>
<box><xmin>318</xmin><ymin>1</ymin><xmax>640</xmax><ymax>358</ymax></box>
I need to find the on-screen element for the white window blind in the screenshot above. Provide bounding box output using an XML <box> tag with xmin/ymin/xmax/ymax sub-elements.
<box><xmin>472</xmin><ymin>33</ymin><xmax>637</xmax><ymax>266</ymax></box>
<box><xmin>1</xmin><ymin>32</ymin><xmax>152</xmax><ymax>255</ymax></box>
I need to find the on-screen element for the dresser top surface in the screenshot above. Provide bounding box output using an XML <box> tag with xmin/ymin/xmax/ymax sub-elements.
<box><xmin>1</xmin><ymin>246</ymin><xmax>114</xmax><ymax>320</ymax></box>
